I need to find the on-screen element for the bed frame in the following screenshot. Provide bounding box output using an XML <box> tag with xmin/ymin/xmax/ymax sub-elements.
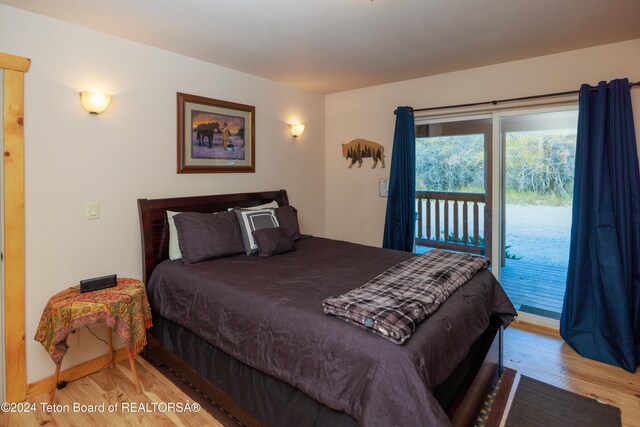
<box><xmin>138</xmin><ymin>189</ymin><xmax>503</xmax><ymax>427</ymax></box>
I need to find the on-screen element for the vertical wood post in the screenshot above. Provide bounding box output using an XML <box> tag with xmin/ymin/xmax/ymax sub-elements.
<box><xmin>453</xmin><ymin>201</ymin><xmax>459</xmax><ymax>243</ymax></box>
<box><xmin>473</xmin><ymin>202</ymin><xmax>479</xmax><ymax>246</ymax></box>
<box><xmin>417</xmin><ymin>197</ymin><xmax>423</xmax><ymax>238</ymax></box>
<box><xmin>2</xmin><ymin>52</ymin><xmax>30</xmax><ymax>403</ymax></box>
<box><xmin>463</xmin><ymin>201</ymin><xmax>469</xmax><ymax>244</ymax></box>
<box><xmin>444</xmin><ymin>199</ymin><xmax>449</xmax><ymax>242</ymax></box>
<box><xmin>426</xmin><ymin>199</ymin><xmax>431</xmax><ymax>239</ymax></box>
<box><xmin>435</xmin><ymin>200</ymin><xmax>440</xmax><ymax>241</ymax></box>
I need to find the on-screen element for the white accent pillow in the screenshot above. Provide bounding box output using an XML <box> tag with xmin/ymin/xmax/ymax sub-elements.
<box><xmin>227</xmin><ymin>200</ymin><xmax>279</xmax><ymax>211</ymax></box>
<box><xmin>167</xmin><ymin>210</ymin><xmax>182</xmax><ymax>260</ymax></box>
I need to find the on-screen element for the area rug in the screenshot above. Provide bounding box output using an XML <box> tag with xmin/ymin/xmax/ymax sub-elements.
<box><xmin>518</xmin><ymin>304</ymin><xmax>561</xmax><ymax>320</ymax></box>
<box><xmin>479</xmin><ymin>370</ymin><xmax>622</xmax><ymax>427</ymax></box>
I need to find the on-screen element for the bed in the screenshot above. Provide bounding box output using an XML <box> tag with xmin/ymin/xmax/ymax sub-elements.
<box><xmin>137</xmin><ymin>189</ymin><xmax>516</xmax><ymax>427</ymax></box>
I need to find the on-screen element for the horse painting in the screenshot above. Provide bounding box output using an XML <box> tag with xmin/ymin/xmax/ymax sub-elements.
<box><xmin>196</xmin><ymin>122</ymin><xmax>221</xmax><ymax>148</ymax></box>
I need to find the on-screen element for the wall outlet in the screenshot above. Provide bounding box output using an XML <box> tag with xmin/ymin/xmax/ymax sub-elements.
<box><xmin>87</xmin><ymin>202</ymin><xmax>100</xmax><ymax>220</ymax></box>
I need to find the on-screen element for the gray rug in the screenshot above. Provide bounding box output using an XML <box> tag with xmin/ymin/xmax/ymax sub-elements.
<box><xmin>504</xmin><ymin>375</ymin><xmax>621</xmax><ymax>427</ymax></box>
<box><xmin>518</xmin><ymin>305</ymin><xmax>561</xmax><ymax>320</ymax></box>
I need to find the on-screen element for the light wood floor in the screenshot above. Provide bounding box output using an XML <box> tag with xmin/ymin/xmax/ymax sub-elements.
<box><xmin>0</xmin><ymin>356</ymin><xmax>223</xmax><ymax>427</ymax></box>
<box><xmin>504</xmin><ymin>321</ymin><xmax>640</xmax><ymax>427</ymax></box>
<box><xmin>2</xmin><ymin>323</ymin><xmax>638</xmax><ymax>426</ymax></box>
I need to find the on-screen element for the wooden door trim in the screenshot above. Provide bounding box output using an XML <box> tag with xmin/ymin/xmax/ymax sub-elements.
<box><xmin>0</xmin><ymin>54</ymin><xmax>30</xmax><ymax>73</ymax></box>
<box><xmin>1</xmin><ymin>51</ymin><xmax>30</xmax><ymax>402</ymax></box>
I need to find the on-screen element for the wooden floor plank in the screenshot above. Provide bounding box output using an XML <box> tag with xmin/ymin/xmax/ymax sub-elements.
<box><xmin>0</xmin><ymin>356</ymin><xmax>222</xmax><ymax>427</ymax></box>
<box><xmin>509</xmin><ymin>322</ymin><xmax>640</xmax><ymax>393</ymax></box>
<box><xmin>502</xmin><ymin>293</ymin><xmax>565</xmax><ymax>306</ymax></box>
<box><xmin>501</xmin><ymin>259</ymin><xmax>568</xmax><ymax>313</ymax></box>
<box><xmin>505</xmin><ymin>322</ymin><xmax>640</xmax><ymax>427</ymax></box>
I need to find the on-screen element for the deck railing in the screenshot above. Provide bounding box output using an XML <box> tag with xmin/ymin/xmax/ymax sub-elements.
<box><xmin>415</xmin><ymin>190</ymin><xmax>491</xmax><ymax>257</ymax></box>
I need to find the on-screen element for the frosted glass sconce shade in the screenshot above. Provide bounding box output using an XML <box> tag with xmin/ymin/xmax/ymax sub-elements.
<box><xmin>290</xmin><ymin>123</ymin><xmax>305</xmax><ymax>137</ymax></box>
<box><xmin>80</xmin><ymin>91</ymin><xmax>112</xmax><ymax>114</ymax></box>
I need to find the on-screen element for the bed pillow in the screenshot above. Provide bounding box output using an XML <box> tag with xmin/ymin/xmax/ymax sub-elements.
<box><xmin>173</xmin><ymin>211</ymin><xmax>244</xmax><ymax>263</ymax></box>
<box><xmin>167</xmin><ymin>211</ymin><xmax>183</xmax><ymax>260</ymax></box>
<box><xmin>275</xmin><ymin>205</ymin><xmax>302</xmax><ymax>241</ymax></box>
<box><xmin>234</xmin><ymin>208</ymin><xmax>280</xmax><ymax>255</ymax></box>
<box><xmin>227</xmin><ymin>200</ymin><xmax>280</xmax><ymax>212</ymax></box>
<box><xmin>252</xmin><ymin>227</ymin><xmax>296</xmax><ymax>258</ymax></box>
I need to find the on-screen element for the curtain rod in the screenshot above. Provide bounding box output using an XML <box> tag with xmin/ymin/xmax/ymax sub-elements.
<box><xmin>395</xmin><ymin>81</ymin><xmax>640</xmax><ymax>114</ymax></box>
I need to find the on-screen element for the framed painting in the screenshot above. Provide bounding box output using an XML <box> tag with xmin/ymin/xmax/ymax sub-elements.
<box><xmin>177</xmin><ymin>92</ymin><xmax>255</xmax><ymax>173</ymax></box>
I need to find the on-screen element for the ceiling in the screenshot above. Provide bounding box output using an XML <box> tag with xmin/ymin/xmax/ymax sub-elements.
<box><xmin>2</xmin><ymin>0</ymin><xmax>640</xmax><ymax>94</ymax></box>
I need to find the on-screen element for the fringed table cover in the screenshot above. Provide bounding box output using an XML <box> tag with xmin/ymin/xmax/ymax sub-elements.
<box><xmin>35</xmin><ymin>278</ymin><xmax>152</xmax><ymax>364</ymax></box>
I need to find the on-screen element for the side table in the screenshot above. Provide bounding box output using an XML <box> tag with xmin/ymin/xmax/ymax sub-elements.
<box><xmin>34</xmin><ymin>278</ymin><xmax>152</xmax><ymax>404</ymax></box>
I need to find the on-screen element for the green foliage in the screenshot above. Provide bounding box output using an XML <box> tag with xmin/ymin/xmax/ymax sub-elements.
<box><xmin>505</xmin><ymin>246</ymin><xmax>522</xmax><ymax>260</ymax></box>
<box><xmin>446</xmin><ymin>231</ymin><xmax>483</xmax><ymax>246</ymax></box>
<box><xmin>416</xmin><ymin>134</ymin><xmax>484</xmax><ymax>192</ymax></box>
<box><xmin>504</xmin><ymin>190</ymin><xmax>570</xmax><ymax>206</ymax></box>
<box><xmin>505</xmin><ymin>132</ymin><xmax>575</xmax><ymax>202</ymax></box>
<box><xmin>416</xmin><ymin>131</ymin><xmax>576</xmax><ymax>205</ymax></box>
<box><xmin>445</xmin><ymin>232</ymin><xmax>522</xmax><ymax>260</ymax></box>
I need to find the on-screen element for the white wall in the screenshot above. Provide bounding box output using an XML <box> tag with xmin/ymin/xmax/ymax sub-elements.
<box><xmin>325</xmin><ymin>39</ymin><xmax>640</xmax><ymax>247</ymax></box>
<box><xmin>0</xmin><ymin>5</ymin><xmax>325</xmax><ymax>383</ymax></box>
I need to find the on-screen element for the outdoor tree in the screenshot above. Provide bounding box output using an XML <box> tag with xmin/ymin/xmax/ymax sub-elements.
<box><xmin>416</xmin><ymin>132</ymin><xmax>576</xmax><ymax>205</ymax></box>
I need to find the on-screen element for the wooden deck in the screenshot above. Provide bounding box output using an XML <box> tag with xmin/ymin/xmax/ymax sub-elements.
<box><xmin>415</xmin><ymin>245</ymin><xmax>567</xmax><ymax>319</ymax></box>
<box><xmin>499</xmin><ymin>258</ymin><xmax>567</xmax><ymax>319</ymax></box>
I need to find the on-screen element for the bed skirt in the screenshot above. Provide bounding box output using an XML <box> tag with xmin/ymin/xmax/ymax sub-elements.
<box><xmin>145</xmin><ymin>312</ymin><xmax>503</xmax><ymax>427</ymax></box>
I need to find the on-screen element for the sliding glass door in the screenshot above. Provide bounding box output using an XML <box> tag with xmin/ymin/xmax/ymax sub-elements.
<box><xmin>414</xmin><ymin>116</ymin><xmax>493</xmax><ymax>259</ymax></box>
<box><xmin>415</xmin><ymin>105</ymin><xmax>578</xmax><ymax>325</ymax></box>
<box><xmin>496</xmin><ymin>109</ymin><xmax>578</xmax><ymax>322</ymax></box>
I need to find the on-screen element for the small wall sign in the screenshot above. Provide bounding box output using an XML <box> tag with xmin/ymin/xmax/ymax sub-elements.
<box><xmin>379</xmin><ymin>178</ymin><xmax>389</xmax><ymax>197</ymax></box>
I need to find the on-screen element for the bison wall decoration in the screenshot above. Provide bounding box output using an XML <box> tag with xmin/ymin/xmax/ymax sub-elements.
<box><xmin>342</xmin><ymin>138</ymin><xmax>385</xmax><ymax>169</ymax></box>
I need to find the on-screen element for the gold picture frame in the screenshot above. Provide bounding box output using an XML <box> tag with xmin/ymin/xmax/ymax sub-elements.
<box><xmin>177</xmin><ymin>92</ymin><xmax>255</xmax><ymax>173</ymax></box>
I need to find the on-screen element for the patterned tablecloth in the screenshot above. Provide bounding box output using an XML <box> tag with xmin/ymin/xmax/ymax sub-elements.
<box><xmin>34</xmin><ymin>278</ymin><xmax>153</xmax><ymax>364</ymax></box>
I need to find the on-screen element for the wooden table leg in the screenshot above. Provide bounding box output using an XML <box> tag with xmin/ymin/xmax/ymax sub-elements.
<box><xmin>127</xmin><ymin>351</ymin><xmax>141</xmax><ymax>394</ymax></box>
<box><xmin>108</xmin><ymin>328</ymin><xmax>115</xmax><ymax>368</ymax></box>
<box><xmin>48</xmin><ymin>363</ymin><xmax>62</xmax><ymax>406</ymax></box>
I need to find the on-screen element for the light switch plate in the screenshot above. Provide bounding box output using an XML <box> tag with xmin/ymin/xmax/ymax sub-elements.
<box><xmin>87</xmin><ymin>202</ymin><xmax>100</xmax><ymax>220</ymax></box>
<box><xmin>379</xmin><ymin>178</ymin><xmax>389</xmax><ymax>197</ymax></box>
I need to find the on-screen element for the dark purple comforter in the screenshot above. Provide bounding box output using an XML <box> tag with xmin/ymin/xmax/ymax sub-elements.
<box><xmin>147</xmin><ymin>237</ymin><xmax>516</xmax><ymax>427</ymax></box>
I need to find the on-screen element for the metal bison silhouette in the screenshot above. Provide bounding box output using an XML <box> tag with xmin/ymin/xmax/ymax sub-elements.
<box><xmin>342</xmin><ymin>139</ymin><xmax>385</xmax><ymax>169</ymax></box>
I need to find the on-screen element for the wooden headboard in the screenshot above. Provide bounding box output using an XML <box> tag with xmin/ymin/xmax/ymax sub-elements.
<box><xmin>137</xmin><ymin>189</ymin><xmax>289</xmax><ymax>283</ymax></box>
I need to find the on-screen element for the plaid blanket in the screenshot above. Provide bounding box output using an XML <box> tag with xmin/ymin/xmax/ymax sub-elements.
<box><xmin>323</xmin><ymin>250</ymin><xmax>490</xmax><ymax>344</ymax></box>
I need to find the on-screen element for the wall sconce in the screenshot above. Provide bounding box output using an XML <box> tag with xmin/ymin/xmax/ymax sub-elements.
<box><xmin>80</xmin><ymin>91</ymin><xmax>112</xmax><ymax>114</ymax></box>
<box><xmin>290</xmin><ymin>123</ymin><xmax>305</xmax><ymax>137</ymax></box>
